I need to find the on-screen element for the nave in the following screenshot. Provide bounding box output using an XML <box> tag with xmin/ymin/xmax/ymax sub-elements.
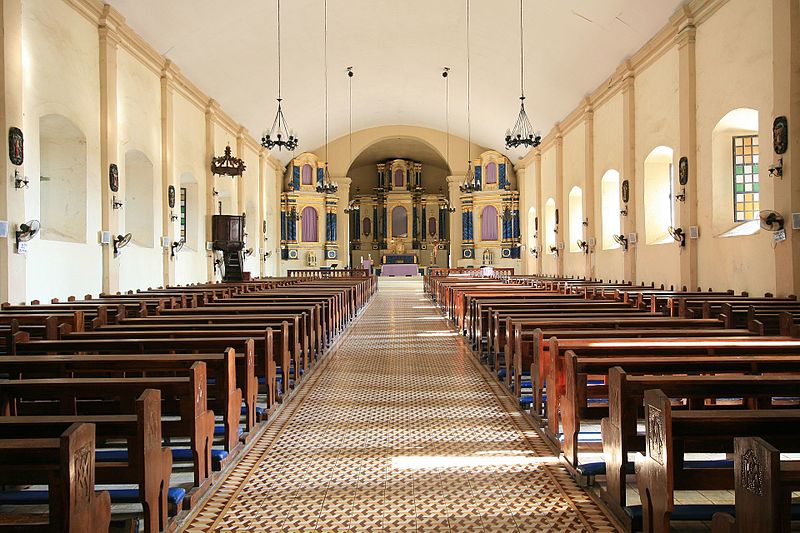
<box><xmin>180</xmin><ymin>279</ymin><xmax>616</xmax><ymax>532</ymax></box>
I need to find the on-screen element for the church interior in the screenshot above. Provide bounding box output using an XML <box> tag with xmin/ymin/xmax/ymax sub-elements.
<box><xmin>0</xmin><ymin>0</ymin><xmax>798</xmax><ymax>531</ymax></box>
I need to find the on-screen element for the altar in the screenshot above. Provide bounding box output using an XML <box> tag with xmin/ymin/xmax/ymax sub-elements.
<box><xmin>383</xmin><ymin>254</ymin><xmax>417</xmax><ymax>265</ymax></box>
<box><xmin>381</xmin><ymin>263</ymin><xmax>419</xmax><ymax>276</ymax></box>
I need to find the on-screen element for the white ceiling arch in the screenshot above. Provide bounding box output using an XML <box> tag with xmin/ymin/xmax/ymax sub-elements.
<box><xmin>107</xmin><ymin>0</ymin><xmax>685</xmax><ymax>163</ymax></box>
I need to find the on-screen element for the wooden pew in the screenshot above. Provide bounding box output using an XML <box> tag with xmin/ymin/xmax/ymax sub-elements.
<box><xmin>0</xmin><ymin>390</ymin><xmax>173</xmax><ymax>533</ymax></box>
<box><xmin>549</xmin><ymin>337</ymin><xmax>800</xmax><ymax>451</ymax></box>
<box><xmin>14</xmin><ymin>334</ymin><xmax>265</xmax><ymax>439</ymax></box>
<box><xmin>634</xmin><ymin>389</ymin><xmax>800</xmax><ymax>533</ymax></box>
<box><xmin>0</xmin><ymin>422</ymin><xmax>111</xmax><ymax>532</ymax></box>
<box><xmin>0</xmin><ymin>362</ymin><xmax>215</xmax><ymax>493</ymax></box>
<box><xmin>711</xmin><ymin>437</ymin><xmax>800</xmax><ymax>533</ymax></box>
<box><xmin>600</xmin><ymin>367</ymin><xmax>800</xmax><ymax>518</ymax></box>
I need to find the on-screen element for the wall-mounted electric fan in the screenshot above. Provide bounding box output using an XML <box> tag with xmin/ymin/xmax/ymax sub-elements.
<box><xmin>668</xmin><ymin>226</ymin><xmax>686</xmax><ymax>247</ymax></box>
<box><xmin>113</xmin><ymin>233</ymin><xmax>132</xmax><ymax>255</ymax></box>
<box><xmin>759</xmin><ymin>210</ymin><xmax>785</xmax><ymax>232</ymax></box>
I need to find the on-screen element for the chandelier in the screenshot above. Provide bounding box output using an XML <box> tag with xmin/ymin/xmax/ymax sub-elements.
<box><xmin>211</xmin><ymin>144</ymin><xmax>246</xmax><ymax>177</ymax></box>
<box><xmin>460</xmin><ymin>0</ymin><xmax>479</xmax><ymax>195</ymax></box>
<box><xmin>261</xmin><ymin>0</ymin><xmax>299</xmax><ymax>151</ymax></box>
<box><xmin>317</xmin><ymin>0</ymin><xmax>338</xmax><ymax>195</ymax></box>
<box><xmin>504</xmin><ymin>0</ymin><xmax>541</xmax><ymax>150</ymax></box>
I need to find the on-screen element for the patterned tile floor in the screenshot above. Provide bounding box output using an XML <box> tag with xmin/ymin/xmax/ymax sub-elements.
<box><xmin>181</xmin><ymin>281</ymin><xmax>620</xmax><ymax>532</ymax></box>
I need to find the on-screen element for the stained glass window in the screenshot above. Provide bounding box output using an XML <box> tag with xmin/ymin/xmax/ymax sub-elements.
<box><xmin>180</xmin><ymin>187</ymin><xmax>187</xmax><ymax>243</ymax></box>
<box><xmin>732</xmin><ymin>135</ymin><xmax>760</xmax><ymax>222</ymax></box>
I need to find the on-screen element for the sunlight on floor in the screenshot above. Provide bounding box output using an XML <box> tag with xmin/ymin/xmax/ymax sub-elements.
<box><xmin>416</xmin><ymin>331</ymin><xmax>459</xmax><ymax>337</ymax></box>
<box><xmin>392</xmin><ymin>454</ymin><xmax>559</xmax><ymax>470</ymax></box>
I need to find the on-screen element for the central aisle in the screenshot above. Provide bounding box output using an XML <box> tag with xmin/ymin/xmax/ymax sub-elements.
<box><xmin>183</xmin><ymin>281</ymin><xmax>618</xmax><ymax>532</ymax></box>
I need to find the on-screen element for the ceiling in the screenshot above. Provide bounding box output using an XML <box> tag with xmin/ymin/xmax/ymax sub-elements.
<box><xmin>348</xmin><ymin>138</ymin><xmax>449</xmax><ymax>173</ymax></box>
<box><xmin>108</xmin><ymin>0</ymin><xmax>685</xmax><ymax>164</ymax></box>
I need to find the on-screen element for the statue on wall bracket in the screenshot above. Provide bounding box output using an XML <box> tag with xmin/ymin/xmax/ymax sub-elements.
<box><xmin>678</xmin><ymin>157</ymin><xmax>689</xmax><ymax>186</ymax></box>
<box><xmin>773</xmin><ymin>116</ymin><xmax>788</xmax><ymax>155</ymax></box>
<box><xmin>109</xmin><ymin>164</ymin><xmax>119</xmax><ymax>192</ymax></box>
<box><xmin>8</xmin><ymin>127</ymin><xmax>23</xmax><ymax>166</ymax></box>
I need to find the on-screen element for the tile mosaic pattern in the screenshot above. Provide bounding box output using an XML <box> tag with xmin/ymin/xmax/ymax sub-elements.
<box><xmin>182</xmin><ymin>283</ymin><xmax>619</xmax><ymax>532</ymax></box>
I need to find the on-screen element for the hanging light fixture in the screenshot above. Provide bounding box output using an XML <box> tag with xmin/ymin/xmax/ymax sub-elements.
<box><xmin>261</xmin><ymin>0</ymin><xmax>299</xmax><ymax>152</ymax></box>
<box><xmin>504</xmin><ymin>0</ymin><xmax>541</xmax><ymax>150</ymax></box>
<box><xmin>317</xmin><ymin>0</ymin><xmax>339</xmax><ymax>195</ymax></box>
<box><xmin>441</xmin><ymin>68</ymin><xmax>456</xmax><ymax>213</ymax></box>
<box><xmin>343</xmin><ymin>67</ymin><xmax>360</xmax><ymax>213</ymax></box>
<box><xmin>459</xmin><ymin>0</ymin><xmax>478</xmax><ymax>195</ymax></box>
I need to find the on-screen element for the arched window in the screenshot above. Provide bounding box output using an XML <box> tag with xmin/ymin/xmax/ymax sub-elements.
<box><xmin>601</xmin><ymin>170</ymin><xmax>621</xmax><ymax>249</ymax></box>
<box><xmin>301</xmin><ymin>206</ymin><xmax>318</xmax><ymax>242</ymax></box>
<box><xmin>362</xmin><ymin>217</ymin><xmax>372</xmax><ymax>237</ymax></box>
<box><xmin>301</xmin><ymin>164</ymin><xmax>313</xmax><ymax>185</ymax></box>
<box><xmin>481</xmin><ymin>205</ymin><xmax>498</xmax><ymax>241</ymax></box>
<box><xmin>712</xmin><ymin>109</ymin><xmax>760</xmax><ymax>234</ymax></box>
<box><xmin>393</xmin><ymin>169</ymin><xmax>404</xmax><ymax>188</ymax></box>
<box><xmin>527</xmin><ymin>207</ymin><xmax>537</xmax><ymax>248</ymax></box>
<box><xmin>179</xmin><ymin>172</ymin><xmax>199</xmax><ymax>249</ymax></box>
<box><xmin>568</xmin><ymin>186</ymin><xmax>583</xmax><ymax>252</ymax></box>
<box><xmin>485</xmin><ymin>162</ymin><xmax>497</xmax><ymax>185</ymax></box>
<box><xmin>391</xmin><ymin>206</ymin><xmax>408</xmax><ymax>237</ymax></box>
<box><xmin>544</xmin><ymin>198</ymin><xmax>556</xmax><ymax>252</ymax></box>
<box><xmin>643</xmin><ymin>146</ymin><xmax>675</xmax><ymax>244</ymax></box>
<box><xmin>125</xmin><ymin>150</ymin><xmax>155</xmax><ymax>248</ymax></box>
<box><xmin>39</xmin><ymin>114</ymin><xmax>87</xmax><ymax>243</ymax></box>
<box><xmin>428</xmin><ymin>217</ymin><xmax>437</xmax><ymax>237</ymax></box>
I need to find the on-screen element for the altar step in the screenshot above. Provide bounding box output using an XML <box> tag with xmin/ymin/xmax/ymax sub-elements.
<box><xmin>378</xmin><ymin>277</ymin><xmax>423</xmax><ymax>292</ymax></box>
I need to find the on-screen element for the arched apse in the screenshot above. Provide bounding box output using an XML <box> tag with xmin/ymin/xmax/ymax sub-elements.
<box><xmin>39</xmin><ymin>114</ymin><xmax>87</xmax><ymax>243</ymax></box>
<box><xmin>346</xmin><ymin>136</ymin><xmax>452</xmax><ymax>198</ymax></box>
<box><xmin>568</xmin><ymin>186</ymin><xmax>583</xmax><ymax>252</ymax></box>
<box><xmin>600</xmin><ymin>170</ymin><xmax>621</xmax><ymax>249</ymax></box>
<box><xmin>711</xmin><ymin>108</ymin><xmax>760</xmax><ymax>234</ymax></box>
<box><xmin>124</xmin><ymin>149</ymin><xmax>155</xmax><ymax>248</ymax></box>
<box><xmin>643</xmin><ymin>146</ymin><xmax>675</xmax><ymax>245</ymax></box>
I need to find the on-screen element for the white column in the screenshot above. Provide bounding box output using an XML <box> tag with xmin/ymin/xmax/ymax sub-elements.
<box><xmin>446</xmin><ymin>175</ymin><xmax>462</xmax><ymax>267</ymax></box>
<box><xmin>160</xmin><ymin>61</ymin><xmax>178</xmax><ymax>287</ymax></box>
<box><xmin>334</xmin><ymin>177</ymin><xmax>351</xmax><ymax>267</ymax></box>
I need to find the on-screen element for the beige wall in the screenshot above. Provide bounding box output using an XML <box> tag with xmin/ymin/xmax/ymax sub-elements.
<box><xmin>6</xmin><ymin>0</ymin><xmax>283</xmax><ymax>302</ymax></box>
<box><xmin>517</xmin><ymin>0</ymin><xmax>794</xmax><ymax>295</ymax></box>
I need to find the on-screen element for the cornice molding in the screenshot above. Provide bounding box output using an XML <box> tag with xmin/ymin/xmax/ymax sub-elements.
<box><xmin>520</xmin><ymin>0</ymin><xmax>728</xmax><ymax>153</ymax></box>
<box><xmin>62</xmin><ymin>0</ymin><xmax>267</xmax><ymax>163</ymax></box>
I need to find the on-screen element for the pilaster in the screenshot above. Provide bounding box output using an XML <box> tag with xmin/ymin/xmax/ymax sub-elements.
<box><xmin>533</xmin><ymin>152</ymin><xmax>543</xmax><ymax>275</ymax></box>
<box><xmin>554</xmin><ymin>131</ymin><xmax>565</xmax><ymax>276</ymax></box>
<box><xmin>160</xmin><ymin>60</ymin><xmax>177</xmax><ymax>287</ymax></box>
<box><xmin>676</xmin><ymin>11</ymin><xmax>698</xmax><ymax>291</ymax></box>
<box><xmin>236</xmin><ymin>128</ymin><xmax>246</xmax><ymax>216</ymax></box>
<box><xmin>205</xmin><ymin>100</ymin><xmax>220</xmax><ymax>281</ymax></box>
<box><xmin>772</xmin><ymin>0</ymin><xmax>800</xmax><ymax>296</ymax></box>
<box><xmin>99</xmin><ymin>6</ymin><xmax>123</xmax><ymax>294</ymax></box>
<box><xmin>583</xmin><ymin>102</ymin><xmax>596</xmax><ymax>280</ymax></box>
<box><xmin>0</xmin><ymin>0</ymin><xmax>25</xmax><ymax>303</ymax></box>
<box><xmin>621</xmin><ymin>65</ymin><xmax>637</xmax><ymax>283</ymax></box>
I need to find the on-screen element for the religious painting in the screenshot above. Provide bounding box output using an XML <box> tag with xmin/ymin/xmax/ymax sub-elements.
<box><xmin>8</xmin><ymin>127</ymin><xmax>23</xmax><ymax>166</ymax></box>
<box><xmin>621</xmin><ymin>180</ymin><xmax>630</xmax><ymax>204</ymax></box>
<box><xmin>109</xmin><ymin>164</ymin><xmax>119</xmax><ymax>192</ymax></box>
<box><xmin>168</xmin><ymin>185</ymin><xmax>176</xmax><ymax>209</ymax></box>
<box><xmin>679</xmin><ymin>157</ymin><xmax>689</xmax><ymax>186</ymax></box>
<box><xmin>773</xmin><ymin>116</ymin><xmax>788</xmax><ymax>155</ymax></box>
